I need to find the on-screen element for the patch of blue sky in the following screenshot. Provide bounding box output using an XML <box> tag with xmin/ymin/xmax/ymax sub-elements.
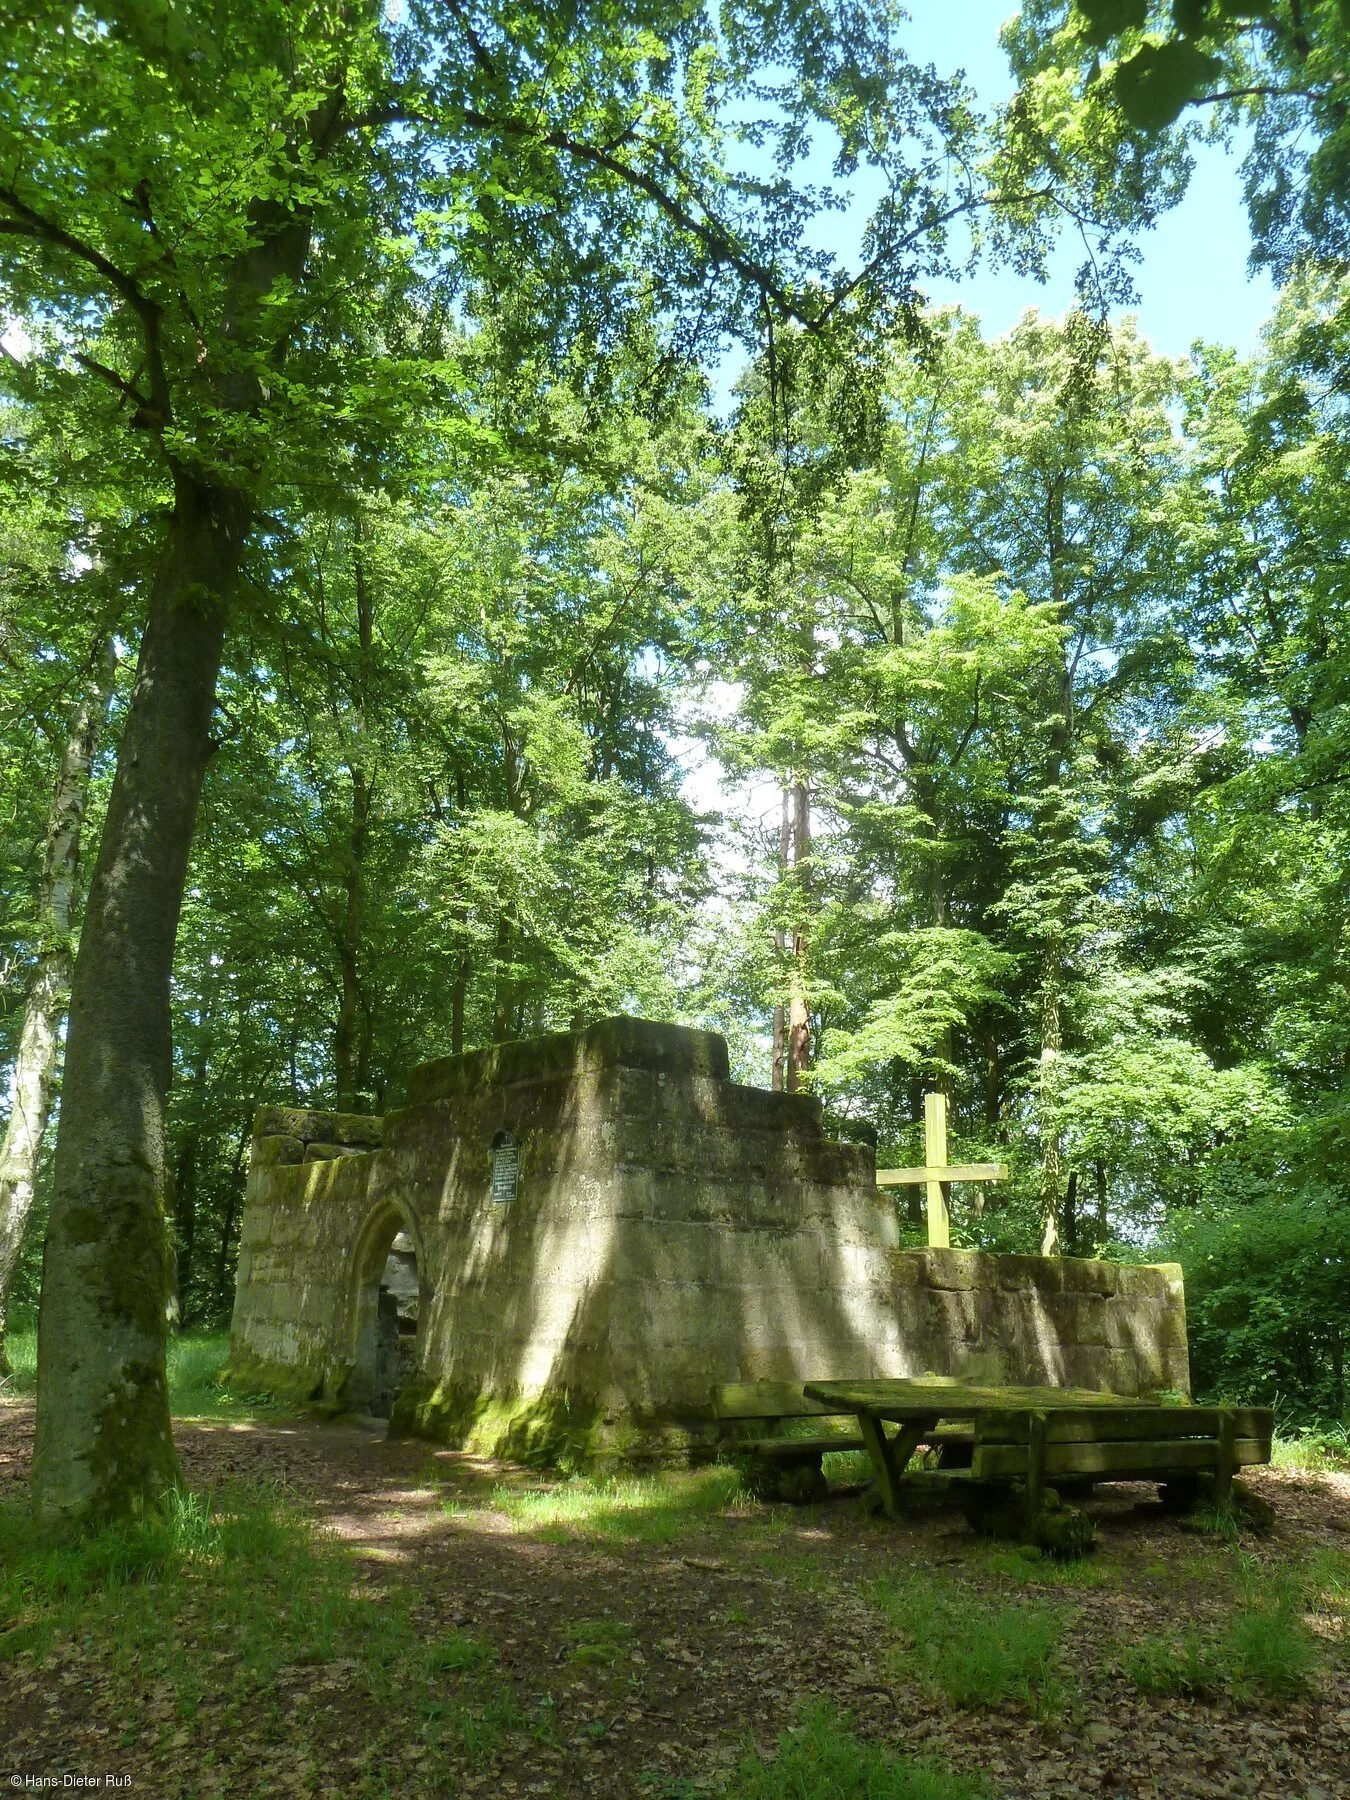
<box><xmin>709</xmin><ymin>1</ymin><xmax>1275</xmax><ymax>419</ymax></box>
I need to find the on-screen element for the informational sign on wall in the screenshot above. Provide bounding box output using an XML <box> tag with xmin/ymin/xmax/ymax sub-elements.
<box><xmin>490</xmin><ymin>1129</ymin><xmax>519</xmax><ymax>1205</ymax></box>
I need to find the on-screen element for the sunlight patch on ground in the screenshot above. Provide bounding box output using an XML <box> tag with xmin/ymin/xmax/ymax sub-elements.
<box><xmin>485</xmin><ymin>1465</ymin><xmax>747</xmax><ymax>1544</ymax></box>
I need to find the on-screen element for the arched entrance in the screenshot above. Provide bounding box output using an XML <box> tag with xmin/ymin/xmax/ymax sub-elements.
<box><xmin>347</xmin><ymin>1203</ymin><xmax>426</xmax><ymax>1418</ymax></box>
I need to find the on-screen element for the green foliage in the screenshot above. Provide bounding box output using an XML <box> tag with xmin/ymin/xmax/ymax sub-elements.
<box><xmin>1009</xmin><ymin>0</ymin><xmax>1350</xmax><ymax>277</ymax></box>
<box><xmin>719</xmin><ymin>1706</ymin><xmax>988</xmax><ymax>1800</ymax></box>
<box><xmin>1167</xmin><ymin>1179</ymin><xmax>1350</xmax><ymax>1421</ymax></box>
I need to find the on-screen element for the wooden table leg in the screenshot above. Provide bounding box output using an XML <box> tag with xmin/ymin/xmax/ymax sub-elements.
<box><xmin>1024</xmin><ymin>1410</ymin><xmax>1047</xmax><ymax>1533</ymax></box>
<box><xmin>858</xmin><ymin>1414</ymin><xmax>935</xmax><ymax>1519</ymax></box>
<box><xmin>1215</xmin><ymin>1408</ymin><xmax>1236</xmax><ymax>1511</ymax></box>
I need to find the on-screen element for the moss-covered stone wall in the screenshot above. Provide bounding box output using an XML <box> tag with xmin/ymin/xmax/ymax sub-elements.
<box><xmin>226</xmin><ymin>1018</ymin><xmax>1190</xmax><ymax>1456</ymax></box>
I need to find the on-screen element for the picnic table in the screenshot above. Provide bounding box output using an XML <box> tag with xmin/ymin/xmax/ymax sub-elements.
<box><xmin>801</xmin><ymin>1378</ymin><xmax>1274</xmax><ymax>1530</ymax></box>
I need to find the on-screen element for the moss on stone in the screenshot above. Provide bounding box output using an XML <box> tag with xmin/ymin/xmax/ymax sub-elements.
<box><xmin>387</xmin><ymin>1377</ymin><xmax>705</xmax><ymax>1473</ymax></box>
<box><xmin>218</xmin><ymin>1344</ymin><xmax>327</xmax><ymax>1410</ymax></box>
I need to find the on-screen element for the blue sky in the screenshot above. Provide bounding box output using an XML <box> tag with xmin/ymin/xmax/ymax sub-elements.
<box><xmin>811</xmin><ymin>1</ymin><xmax>1276</xmax><ymax>359</ymax></box>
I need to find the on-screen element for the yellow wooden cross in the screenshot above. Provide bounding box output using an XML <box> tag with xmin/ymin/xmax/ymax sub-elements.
<box><xmin>875</xmin><ymin>1091</ymin><xmax>1007</xmax><ymax>1249</ymax></box>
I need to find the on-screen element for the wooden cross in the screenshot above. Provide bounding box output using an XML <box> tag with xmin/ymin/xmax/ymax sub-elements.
<box><xmin>875</xmin><ymin>1092</ymin><xmax>1007</xmax><ymax>1249</ymax></box>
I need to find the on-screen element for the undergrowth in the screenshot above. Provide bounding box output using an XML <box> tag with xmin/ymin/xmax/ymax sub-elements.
<box><xmin>1272</xmin><ymin>1427</ymin><xmax>1350</xmax><ymax>1474</ymax></box>
<box><xmin>0</xmin><ymin>1484</ymin><xmax>544</xmax><ymax>1793</ymax></box>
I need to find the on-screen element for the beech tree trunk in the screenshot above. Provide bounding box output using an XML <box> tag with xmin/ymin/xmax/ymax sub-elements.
<box><xmin>32</xmin><ymin>472</ymin><xmax>247</xmax><ymax>1525</ymax></box>
<box><xmin>451</xmin><ymin>949</ymin><xmax>471</xmax><ymax>1056</ymax></box>
<box><xmin>0</xmin><ymin>637</ymin><xmax>117</xmax><ymax>1375</ymax></box>
<box><xmin>771</xmin><ymin>786</ymin><xmax>789</xmax><ymax>1091</ymax></box>
<box><xmin>1038</xmin><ymin>946</ymin><xmax>1063</xmax><ymax>1256</ymax></box>
<box><xmin>785</xmin><ymin>778</ymin><xmax>811</xmax><ymax>1091</ymax></box>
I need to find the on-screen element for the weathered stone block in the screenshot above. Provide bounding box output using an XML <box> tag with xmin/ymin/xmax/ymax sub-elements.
<box><xmin>251</xmin><ymin>1134</ymin><xmax>304</xmax><ymax>1168</ymax></box>
<box><xmin>995</xmin><ymin>1253</ymin><xmax>1068</xmax><ymax>1295</ymax></box>
<box><xmin>905</xmin><ymin>1248</ymin><xmax>985</xmax><ymax>1292</ymax></box>
<box><xmin>253</xmin><ymin>1105</ymin><xmax>384</xmax><ymax>1149</ymax></box>
<box><xmin>1056</xmin><ymin>1256</ymin><xmax>1119</xmax><ymax>1298</ymax></box>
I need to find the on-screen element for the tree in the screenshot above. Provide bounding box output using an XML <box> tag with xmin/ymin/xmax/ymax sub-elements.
<box><xmin>0</xmin><ymin>633</ymin><xmax>115</xmax><ymax>1373</ymax></box>
<box><xmin>3</xmin><ymin>0</ymin><xmax>1006</xmax><ymax>1523</ymax></box>
<box><xmin>1001</xmin><ymin>1</ymin><xmax>1350</xmax><ymax>279</ymax></box>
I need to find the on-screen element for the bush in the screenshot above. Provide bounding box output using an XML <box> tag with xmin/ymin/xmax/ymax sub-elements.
<box><xmin>1166</xmin><ymin>1181</ymin><xmax>1350</xmax><ymax>1424</ymax></box>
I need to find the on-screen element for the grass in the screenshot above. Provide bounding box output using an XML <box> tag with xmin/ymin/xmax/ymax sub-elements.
<box><xmin>715</xmin><ymin>1705</ymin><xmax>988</xmax><ymax>1800</ymax></box>
<box><xmin>0</xmin><ymin>1327</ymin><xmax>278</xmax><ymax>1419</ymax></box>
<box><xmin>0</xmin><ymin>1320</ymin><xmax>36</xmax><ymax>1394</ymax></box>
<box><xmin>979</xmin><ymin>1546</ymin><xmax>1111</xmax><ymax>1588</ymax></box>
<box><xmin>870</xmin><ymin>1574</ymin><xmax>1069</xmax><ymax>1716</ymax></box>
<box><xmin>1272</xmin><ymin>1425</ymin><xmax>1350</xmax><ymax>1473</ymax></box>
<box><xmin>488</xmin><ymin>1464</ymin><xmax>746</xmax><ymax>1543</ymax></box>
<box><xmin>1121</xmin><ymin>1552</ymin><xmax>1339</xmax><ymax>1705</ymax></box>
<box><xmin>0</xmin><ymin>1481</ymin><xmax>540</xmax><ymax>1793</ymax></box>
<box><xmin>564</xmin><ymin>1615</ymin><xmax>635</xmax><ymax>1665</ymax></box>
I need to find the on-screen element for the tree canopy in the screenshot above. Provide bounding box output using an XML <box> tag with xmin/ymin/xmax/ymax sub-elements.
<box><xmin>1</xmin><ymin>0</ymin><xmax>1347</xmax><ymax>1521</ymax></box>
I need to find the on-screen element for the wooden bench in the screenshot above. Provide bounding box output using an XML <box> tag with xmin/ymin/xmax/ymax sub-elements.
<box><xmin>802</xmin><ymin>1380</ymin><xmax>1275</xmax><ymax>1538</ymax></box>
<box><xmin>706</xmin><ymin>1382</ymin><xmax>969</xmax><ymax>1499</ymax></box>
<box><xmin>971</xmin><ymin>1404</ymin><xmax>1274</xmax><ymax>1517</ymax></box>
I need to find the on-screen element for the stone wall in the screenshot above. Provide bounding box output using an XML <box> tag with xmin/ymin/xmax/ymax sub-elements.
<box><xmin>226</xmin><ymin>1108</ymin><xmax>383</xmax><ymax>1401</ymax></box>
<box><xmin>226</xmin><ymin>1017</ymin><xmax>1190</xmax><ymax>1458</ymax></box>
<box><xmin>891</xmin><ymin>1249</ymin><xmax>1188</xmax><ymax>1398</ymax></box>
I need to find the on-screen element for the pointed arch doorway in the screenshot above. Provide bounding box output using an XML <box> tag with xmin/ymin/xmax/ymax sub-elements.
<box><xmin>347</xmin><ymin>1203</ymin><xmax>427</xmax><ymax>1418</ymax></box>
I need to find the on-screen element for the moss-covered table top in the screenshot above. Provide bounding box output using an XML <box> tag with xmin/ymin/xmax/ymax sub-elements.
<box><xmin>803</xmin><ymin>1378</ymin><xmax>1161</xmax><ymax>1419</ymax></box>
<box><xmin>804</xmin><ymin>1380</ymin><xmax>1273</xmax><ymax>1536</ymax></box>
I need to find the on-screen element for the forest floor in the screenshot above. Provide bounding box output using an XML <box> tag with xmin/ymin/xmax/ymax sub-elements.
<box><xmin>1</xmin><ymin>1377</ymin><xmax>1349</xmax><ymax>1800</ymax></box>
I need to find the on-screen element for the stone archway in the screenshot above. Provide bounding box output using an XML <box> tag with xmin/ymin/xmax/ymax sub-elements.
<box><xmin>346</xmin><ymin>1202</ymin><xmax>427</xmax><ymax>1418</ymax></box>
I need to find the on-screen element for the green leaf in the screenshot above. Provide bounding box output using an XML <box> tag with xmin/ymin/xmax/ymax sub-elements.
<box><xmin>1171</xmin><ymin>0</ymin><xmax>1211</xmax><ymax>35</ymax></box>
<box><xmin>1075</xmin><ymin>0</ymin><xmax>1147</xmax><ymax>47</ymax></box>
<box><xmin>1113</xmin><ymin>40</ymin><xmax>1223</xmax><ymax>131</ymax></box>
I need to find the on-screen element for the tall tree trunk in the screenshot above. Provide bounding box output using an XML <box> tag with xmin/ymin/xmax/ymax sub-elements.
<box><xmin>32</xmin><ymin>471</ymin><xmax>246</xmax><ymax>1525</ymax></box>
<box><xmin>171</xmin><ymin>1027</ymin><xmax>213</xmax><ymax>1328</ymax></box>
<box><xmin>1038</xmin><ymin>945</ymin><xmax>1063</xmax><ymax>1256</ymax></box>
<box><xmin>771</xmin><ymin>786</ymin><xmax>789</xmax><ymax>1091</ymax></box>
<box><xmin>333</xmin><ymin>765</ymin><xmax>371</xmax><ymax>1110</ymax></box>
<box><xmin>334</xmin><ymin>528</ymin><xmax>374</xmax><ymax>1111</ymax></box>
<box><xmin>492</xmin><ymin>912</ymin><xmax>513</xmax><ymax>1043</ymax></box>
<box><xmin>0</xmin><ymin>636</ymin><xmax>117</xmax><ymax>1375</ymax></box>
<box><xmin>785</xmin><ymin>778</ymin><xmax>811</xmax><ymax>1091</ymax></box>
<box><xmin>213</xmin><ymin>1125</ymin><xmax>249</xmax><ymax>1322</ymax></box>
<box><xmin>451</xmin><ymin>949</ymin><xmax>471</xmax><ymax>1056</ymax></box>
<box><xmin>1094</xmin><ymin>1156</ymin><xmax>1108</xmax><ymax>1249</ymax></box>
<box><xmin>1062</xmin><ymin>1167</ymin><xmax>1078</xmax><ymax>1258</ymax></box>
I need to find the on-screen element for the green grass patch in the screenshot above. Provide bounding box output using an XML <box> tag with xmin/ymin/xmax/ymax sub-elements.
<box><xmin>713</xmin><ymin>1704</ymin><xmax>987</xmax><ymax>1799</ymax></box>
<box><xmin>564</xmin><ymin>1616</ymin><xmax>634</xmax><ymax>1665</ymax></box>
<box><xmin>0</xmin><ymin>1481</ymin><xmax>528</xmax><ymax>1792</ymax></box>
<box><xmin>0</xmin><ymin>1322</ymin><xmax>36</xmax><ymax>1394</ymax></box>
<box><xmin>871</xmin><ymin>1574</ymin><xmax>1069</xmax><ymax>1715</ymax></box>
<box><xmin>0</xmin><ymin>1329</ymin><xmax>279</xmax><ymax>1419</ymax></box>
<box><xmin>1272</xmin><ymin>1426</ymin><xmax>1350</xmax><ymax>1474</ymax></box>
<box><xmin>1122</xmin><ymin>1557</ymin><xmax>1325</xmax><ymax>1705</ymax></box>
<box><xmin>489</xmin><ymin>1465</ymin><xmax>745</xmax><ymax>1543</ymax></box>
<box><xmin>980</xmin><ymin>1546</ymin><xmax>1110</xmax><ymax>1588</ymax></box>
<box><xmin>425</xmin><ymin>1630</ymin><xmax>496</xmax><ymax>1674</ymax></box>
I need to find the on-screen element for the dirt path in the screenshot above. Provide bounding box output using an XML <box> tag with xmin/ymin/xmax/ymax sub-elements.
<box><xmin>3</xmin><ymin>1398</ymin><xmax>1349</xmax><ymax>1799</ymax></box>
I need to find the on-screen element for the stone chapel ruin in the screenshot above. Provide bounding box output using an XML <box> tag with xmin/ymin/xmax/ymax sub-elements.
<box><xmin>226</xmin><ymin>1017</ymin><xmax>1190</xmax><ymax>1463</ymax></box>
